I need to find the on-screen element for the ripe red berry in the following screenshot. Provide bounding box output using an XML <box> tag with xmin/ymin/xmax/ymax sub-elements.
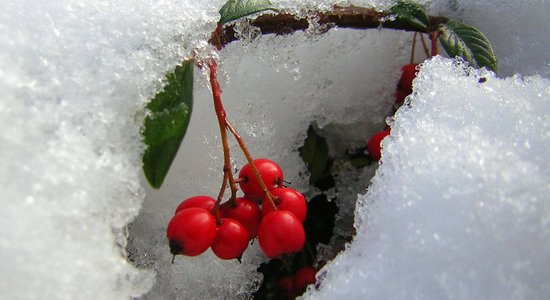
<box><xmin>262</xmin><ymin>187</ymin><xmax>307</xmax><ymax>223</ymax></box>
<box><xmin>367</xmin><ymin>129</ymin><xmax>390</xmax><ymax>162</ymax></box>
<box><xmin>167</xmin><ymin>207</ymin><xmax>217</xmax><ymax>257</ymax></box>
<box><xmin>239</xmin><ymin>158</ymin><xmax>283</xmax><ymax>200</ymax></box>
<box><xmin>293</xmin><ymin>267</ymin><xmax>317</xmax><ymax>295</ymax></box>
<box><xmin>398</xmin><ymin>63</ymin><xmax>418</xmax><ymax>94</ymax></box>
<box><xmin>174</xmin><ymin>195</ymin><xmax>222</xmax><ymax>219</ymax></box>
<box><xmin>277</xmin><ymin>275</ymin><xmax>295</xmax><ymax>298</ymax></box>
<box><xmin>221</xmin><ymin>197</ymin><xmax>262</xmax><ymax>239</ymax></box>
<box><xmin>258</xmin><ymin>210</ymin><xmax>305</xmax><ymax>258</ymax></box>
<box><xmin>394</xmin><ymin>88</ymin><xmax>409</xmax><ymax>105</ymax></box>
<box><xmin>175</xmin><ymin>195</ymin><xmax>215</xmax><ymax>214</ymax></box>
<box><xmin>211</xmin><ymin>218</ymin><xmax>250</xmax><ymax>260</ymax></box>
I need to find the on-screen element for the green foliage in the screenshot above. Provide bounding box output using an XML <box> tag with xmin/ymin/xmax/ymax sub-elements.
<box><xmin>299</xmin><ymin>125</ymin><xmax>334</xmax><ymax>190</ymax></box>
<box><xmin>438</xmin><ymin>20</ymin><xmax>498</xmax><ymax>71</ymax></box>
<box><xmin>219</xmin><ymin>0</ymin><xmax>278</xmax><ymax>25</ymax></box>
<box><xmin>389</xmin><ymin>0</ymin><xmax>431</xmax><ymax>31</ymax></box>
<box><xmin>142</xmin><ymin>61</ymin><xmax>194</xmax><ymax>189</ymax></box>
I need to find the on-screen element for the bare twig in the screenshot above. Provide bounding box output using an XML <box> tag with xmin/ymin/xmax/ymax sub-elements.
<box><xmin>210</xmin><ymin>6</ymin><xmax>448</xmax><ymax>48</ymax></box>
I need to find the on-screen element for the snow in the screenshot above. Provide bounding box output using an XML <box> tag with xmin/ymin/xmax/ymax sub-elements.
<box><xmin>1</xmin><ymin>0</ymin><xmax>549</xmax><ymax>299</ymax></box>
<box><xmin>0</xmin><ymin>0</ymin><xmax>221</xmax><ymax>298</ymax></box>
<box><xmin>306</xmin><ymin>57</ymin><xmax>550</xmax><ymax>299</ymax></box>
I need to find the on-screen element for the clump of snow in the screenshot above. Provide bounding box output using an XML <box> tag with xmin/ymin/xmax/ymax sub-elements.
<box><xmin>0</xmin><ymin>0</ymin><xmax>222</xmax><ymax>299</ymax></box>
<box><xmin>307</xmin><ymin>57</ymin><xmax>550</xmax><ymax>299</ymax></box>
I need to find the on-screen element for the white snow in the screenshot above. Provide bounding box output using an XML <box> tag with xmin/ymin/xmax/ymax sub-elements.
<box><xmin>0</xmin><ymin>0</ymin><xmax>221</xmax><ymax>299</ymax></box>
<box><xmin>306</xmin><ymin>57</ymin><xmax>550</xmax><ymax>299</ymax></box>
<box><xmin>1</xmin><ymin>0</ymin><xmax>549</xmax><ymax>299</ymax></box>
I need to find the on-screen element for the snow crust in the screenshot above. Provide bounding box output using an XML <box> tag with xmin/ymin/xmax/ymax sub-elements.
<box><xmin>1</xmin><ymin>0</ymin><xmax>549</xmax><ymax>299</ymax></box>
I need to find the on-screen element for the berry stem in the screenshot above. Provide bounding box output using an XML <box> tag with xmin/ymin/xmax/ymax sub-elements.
<box><xmin>208</xmin><ymin>61</ymin><xmax>239</xmax><ymax>210</ymax></box>
<box><xmin>429</xmin><ymin>31</ymin><xmax>439</xmax><ymax>57</ymax></box>
<box><xmin>419</xmin><ymin>33</ymin><xmax>430</xmax><ymax>59</ymax></box>
<box><xmin>224</xmin><ymin>118</ymin><xmax>278</xmax><ymax>210</ymax></box>
<box><xmin>212</xmin><ymin>172</ymin><xmax>228</xmax><ymax>222</ymax></box>
<box><xmin>410</xmin><ymin>32</ymin><xmax>417</xmax><ymax>64</ymax></box>
<box><xmin>208</xmin><ymin>61</ymin><xmax>277</xmax><ymax>211</ymax></box>
<box><xmin>212</xmin><ymin>24</ymin><xmax>223</xmax><ymax>51</ymax></box>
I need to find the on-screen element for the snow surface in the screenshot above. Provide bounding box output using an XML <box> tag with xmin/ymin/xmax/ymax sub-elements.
<box><xmin>0</xmin><ymin>0</ymin><xmax>221</xmax><ymax>298</ymax></box>
<box><xmin>1</xmin><ymin>0</ymin><xmax>549</xmax><ymax>299</ymax></box>
<box><xmin>306</xmin><ymin>57</ymin><xmax>550</xmax><ymax>299</ymax></box>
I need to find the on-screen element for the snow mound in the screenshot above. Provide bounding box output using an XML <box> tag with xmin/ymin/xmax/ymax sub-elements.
<box><xmin>0</xmin><ymin>0</ymin><xmax>221</xmax><ymax>298</ymax></box>
<box><xmin>307</xmin><ymin>57</ymin><xmax>550</xmax><ymax>299</ymax></box>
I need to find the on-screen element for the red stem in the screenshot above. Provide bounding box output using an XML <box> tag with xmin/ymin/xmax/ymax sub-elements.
<box><xmin>207</xmin><ymin>61</ymin><xmax>276</xmax><ymax>211</ymax></box>
<box><xmin>212</xmin><ymin>172</ymin><xmax>228</xmax><ymax>223</ymax></box>
<box><xmin>224</xmin><ymin>118</ymin><xmax>277</xmax><ymax>210</ymax></box>
<box><xmin>208</xmin><ymin>61</ymin><xmax>238</xmax><ymax>214</ymax></box>
<box><xmin>419</xmin><ymin>33</ymin><xmax>430</xmax><ymax>59</ymax></box>
<box><xmin>213</xmin><ymin>24</ymin><xmax>223</xmax><ymax>51</ymax></box>
<box><xmin>410</xmin><ymin>32</ymin><xmax>417</xmax><ymax>64</ymax></box>
<box><xmin>430</xmin><ymin>31</ymin><xmax>439</xmax><ymax>57</ymax></box>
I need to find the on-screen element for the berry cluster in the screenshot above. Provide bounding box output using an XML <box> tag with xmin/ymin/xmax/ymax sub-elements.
<box><xmin>366</xmin><ymin>63</ymin><xmax>418</xmax><ymax>161</ymax></box>
<box><xmin>277</xmin><ymin>266</ymin><xmax>317</xmax><ymax>299</ymax></box>
<box><xmin>167</xmin><ymin>158</ymin><xmax>307</xmax><ymax>260</ymax></box>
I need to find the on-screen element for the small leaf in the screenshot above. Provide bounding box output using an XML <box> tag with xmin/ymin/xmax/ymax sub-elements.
<box><xmin>389</xmin><ymin>0</ymin><xmax>430</xmax><ymax>31</ymax></box>
<box><xmin>345</xmin><ymin>148</ymin><xmax>373</xmax><ymax>168</ymax></box>
<box><xmin>219</xmin><ymin>0</ymin><xmax>278</xmax><ymax>25</ymax></box>
<box><xmin>142</xmin><ymin>61</ymin><xmax>194</xmax><ymax>189</ymax></box>
<box><xmin>299</xmin><ymin>125</ymin><xmax>334</xmax><ymax>190</ymax></box>
<box><xmin>438</xmin><ymin>20</ymin><xmax>497</xmax><ymax>71</ymax></box>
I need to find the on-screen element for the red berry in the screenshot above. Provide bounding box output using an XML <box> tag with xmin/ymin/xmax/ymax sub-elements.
<box><xmin>174</xmin><ymin>195</ymin><xmax>222</xmax><ymax>219</ymax></box>
<box><xmin>167</xmin><ymin>207</ymin><xmax>217</xmax><ymax>257</ymax></box>
<box><xmin>262</xmin><ymin>188</ymin><xmax>307</xmax><ymax>223</ymax></box>
<box><xmin>221</xmin><ymin>197</ymin><xmax>262</xmax><ymax>239</ymax></box>
<box><xmin>398</xmin><ymin>63</ymin><xmax>418</xmax><ymax>94</ymax></box>
<box><xmin>175</xmin><ymin>195</ymin><xmax>214</xmax><ymax>214</ymax></box>
<box><xmin>239</xmin><ymin>158</ymin><xmax>283</xmax><ymax>200</ymax></box>
<box><xmin>277</xmin><ymin>276</ymin><xmax>295</xmax><ymax>298</ymax></box>
<box><xmin>293</xmin><ymin>267</ymin><xmax>317</xmax><ymax>295</ymax></box>
<box><xmin>211</xmin><ymin>218</ymin><xmax>250</xmax><ymax>260</ymax></box>
<box><xmin>394</xmin><ymin>88</ymin><xmax>409</xmax><ymax>105</ymax></box>
<box><xmin>258</xmin><ymin>210</ymin><xmax>305</xmax><ymax>258</ymax></box>
<box><xmin>367</xmin><ymin>129</ymin><xmax>390</xmax><ymax>162</ymax></box>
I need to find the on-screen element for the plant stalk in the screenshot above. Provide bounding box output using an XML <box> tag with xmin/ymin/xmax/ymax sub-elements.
<box><xmin>430</xmin><ymin>31</ymin><xmax>439</xmax><ymax>57</ymax></box>
<box><xmin>224</xmin><ymin>118</ymin><xmax>277</xmax><ymax>210</ymax></box>
<box><xmin>208</xmin><ymin>61</ymin><xmax>238</xmax><ymax>213</ymax></box>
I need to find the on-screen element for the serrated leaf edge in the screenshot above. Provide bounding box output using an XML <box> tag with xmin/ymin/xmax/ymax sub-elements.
<box><xmin>438</xmin><ymin>20</ymin><xmax>497</xmax><ymax>71</ymax></box>
<box><xmin>219</xmin><ymin>0</ymin><xmax>278</xmax><ymax>25</ymax></box>
<box><xmin>389</xmin><ymin>0</ymin><xmax>431</xmax><ymax>31</ymax></box>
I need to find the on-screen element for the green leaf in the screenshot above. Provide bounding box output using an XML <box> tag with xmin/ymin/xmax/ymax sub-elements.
<box><xmin>438</xmin><ymin>20</ymin><xmax>497</xmax><ymax>71</ymax></box>
<box><xmin>389</xmin><ymin>0</ymin><xmax>430</xmax><ymax>31</ymax></box>
<box><xmin>299</xmin><ymin>125</ymin><xmax>334</xmax><ymax>190</ymax></box>
<box><xmin>142</xmin><ymin>61</ymin><xmax>194</xmax><ymax>189</ymax></box>
<box><xmin>219</xmin><ymin>0</ymin><xmax>278</xmax><ymax>25</ymax></box>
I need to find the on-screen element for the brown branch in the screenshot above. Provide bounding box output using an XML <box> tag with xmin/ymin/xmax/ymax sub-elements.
<box><xmin>210</xmin><ymin>6</ymin><xmax>448</xmax><ymax>48</ymax></box>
